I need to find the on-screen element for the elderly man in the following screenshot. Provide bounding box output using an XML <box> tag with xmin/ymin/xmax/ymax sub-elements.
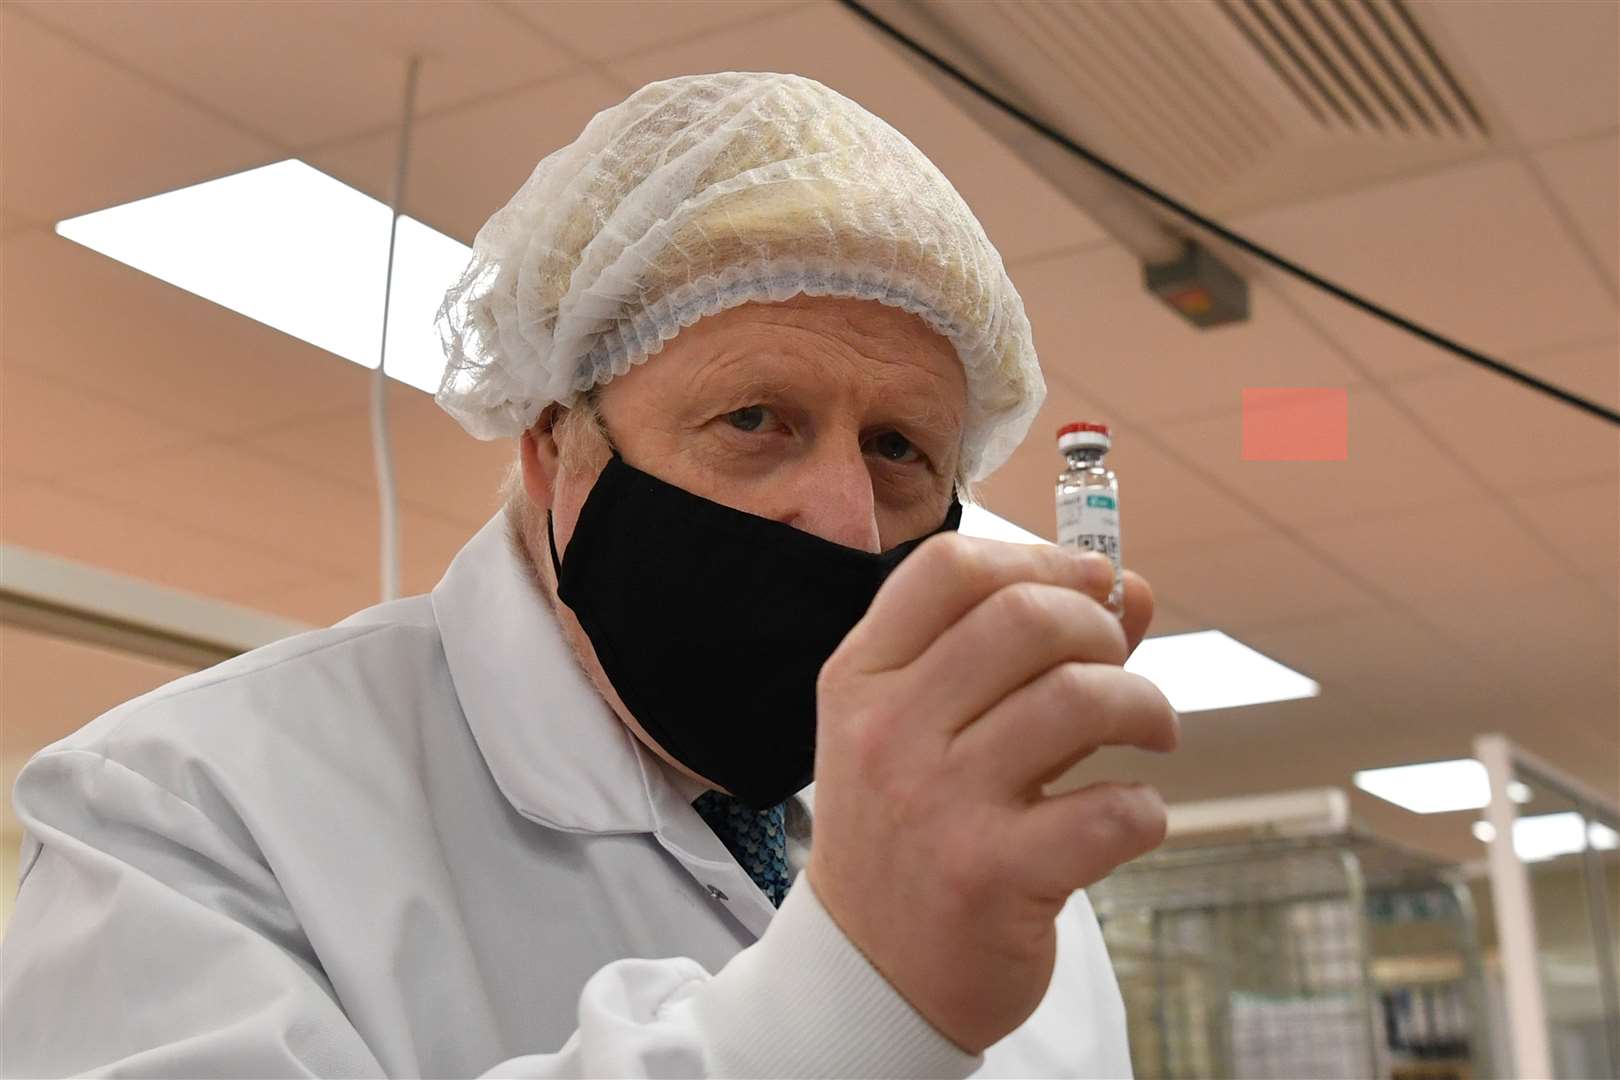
<box><xmin>1</xmin><ymin>73</ymin><xmax>1176</xmax><ymax>1077</ymax></box>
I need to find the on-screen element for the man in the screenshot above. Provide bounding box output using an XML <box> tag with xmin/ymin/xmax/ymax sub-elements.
<box><xmin>1</xmin><ymin>73</ymin><xmax>1177</xmax><ymax>1077</ymax></box>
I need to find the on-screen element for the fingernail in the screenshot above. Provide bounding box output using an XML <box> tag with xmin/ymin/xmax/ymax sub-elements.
<box><xmin>1083</xmin><ymin>553</ymin><xmax>1114</xmax><ymax>589</ymax></box>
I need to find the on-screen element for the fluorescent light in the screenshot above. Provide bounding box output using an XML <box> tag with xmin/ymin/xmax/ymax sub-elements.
<box><xmin>1355</xmin><ymin>758</ymin><xmax>1538</xmax><ymax>814</ymax></box>
<box><xmin>1356</xmin><ymin>759</ymin><xmax>1491</xmax><ymax>814</ymax></box>
<box><xmin>959</xmin><ymin>504</ymin><xmax>1050</xmax><ymax>545</ymax></box>
<box><xmin>1123</xmin><ymin>629</ymin><xmax>1319</xmax><ymax>713</ymax></box>
<box><xmin>1512</xmin><ymin>812</ymin><xmax>1587</xmax><ymax>861</ymax></box>
<box><xmin>55</xmin><ymin>159</ymin><xmax>471</xmax><ymax>395</ymax></box>
<box><xmin>382</xmin><ymin>216</ymin><xmax>472</xmax><ymax>393</ymax></box>
<box><xmin>1474</xmin><ymin>813</ymin><xmax>1620</xmax><ymax>862</ymax></box>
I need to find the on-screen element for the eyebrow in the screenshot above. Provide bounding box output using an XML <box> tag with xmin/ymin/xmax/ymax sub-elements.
<box><xmin>687</xmin><ymin>370</ymin><xmax>797</xmax><ymax>408</ymax></box>
<box><xmin>688</xmin><ymin>352</ymin><xmax>962</xmax><ymax>452</ymax></box>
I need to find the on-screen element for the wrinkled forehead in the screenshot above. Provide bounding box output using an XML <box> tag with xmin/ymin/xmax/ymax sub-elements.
<box><xmin>619</xmin><ymin>298</ymin><xmax>968</xmax><ymax>430</ymax></box>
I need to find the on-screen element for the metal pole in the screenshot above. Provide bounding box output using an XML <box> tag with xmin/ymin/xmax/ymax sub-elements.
<box><xmin>1476</xmin><ymin>733</ymin><xmax>1554</xmax><ymax>1078</ymax></box>
<box><xmin>371</xmin><ymin>56</ymin><xmax>420</xmax><ymax>602</ymax></box>
<box><xmin>1447</xmin><ymin>875</ymin><xmax>1498</xmax><ymax>1079</ymax></box>
<box><xmin>1576</xmin><ymin>804</ymin><xmax>1620</xmax><ymax>1076</ymax></box>
<box><xmin>1341</xmin><ymin>847</ymin><xmax>1384</xmax><ymax>1079</ymax></box>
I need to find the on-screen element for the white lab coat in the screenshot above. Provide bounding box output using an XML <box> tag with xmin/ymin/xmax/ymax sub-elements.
<box><xmin>1</xmin><ymin>513</ymin><xmax>1133</xmax><ymax>1078</ymax></box>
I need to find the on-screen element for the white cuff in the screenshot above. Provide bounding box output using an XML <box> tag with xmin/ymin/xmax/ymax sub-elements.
<box><xmin>692</xmin><ymin>877</ymin><xmax>981</xmax><ymax>1079</ymax></box>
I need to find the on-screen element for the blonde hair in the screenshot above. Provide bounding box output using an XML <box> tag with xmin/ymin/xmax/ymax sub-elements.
<box><xmin>501</xmin><ymin>395</ymin><xmax>609</xmax><ymax>542</ymax></box>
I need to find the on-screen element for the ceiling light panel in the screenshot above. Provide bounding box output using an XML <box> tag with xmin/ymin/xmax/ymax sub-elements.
<box><xmin>55</xmin><ymin>159</ymin><xmax>471</xmax><ymax>395</ymax></box>
<box><xmin>1124</xmin><ymin>629</ymin><xmax>1320</xmax><ymax>713</ymax></box>
<box><xmin>1355</xmin><ymin>758</ymin><xmax>1535</xmax><ymax>813</ymax></box>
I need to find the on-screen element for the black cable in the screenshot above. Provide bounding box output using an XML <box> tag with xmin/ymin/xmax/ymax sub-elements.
<box><xmin>839</xmin><ymin>0</ymin><xmax>1620</xmax><ymax>428</ymax></box>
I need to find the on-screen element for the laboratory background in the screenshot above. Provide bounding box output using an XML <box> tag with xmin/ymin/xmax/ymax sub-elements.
<box><xmin>0</xmin><ymin>1</ymin><xmax>1615</xmax><ymax>1078</ymax></box>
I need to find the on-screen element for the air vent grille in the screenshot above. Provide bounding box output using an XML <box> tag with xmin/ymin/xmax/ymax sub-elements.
<box><xmin>901</xmin><ymin>0</ymin><xmax>1497</xmax><ymax>216</ymax></box>
<box><xmin>1217</xmin><ymin>0</ymin><xmax>1488</xmax><ymax>138</ymax></box>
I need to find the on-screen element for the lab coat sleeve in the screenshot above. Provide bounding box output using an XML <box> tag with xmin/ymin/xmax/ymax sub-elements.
<box><xmin>3</xmin><ymin>749</ymin><xmax>980</xmax><ymax>1079</ymax></box>
<box><xmin>2</xmin><ymin>749</ymin><xmax>386</xmax><ymax>1078</ymax></box>
<box><xmin>520</xmin><ymin>875</ymin><xmax>983</xmax><ymax>1079</ymax></box>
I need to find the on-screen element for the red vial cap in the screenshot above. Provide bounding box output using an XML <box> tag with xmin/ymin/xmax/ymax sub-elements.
<box><xmin>1057</xmin><ymin>422</ymin><xmax>1111</xmax><ymax>440</ymax></box>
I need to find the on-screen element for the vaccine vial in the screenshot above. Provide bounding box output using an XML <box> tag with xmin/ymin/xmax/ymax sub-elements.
<box><xmin>1056</xmin><ymin>422</ymin><xmax>1124</xmax><ymax>618</ymax></box>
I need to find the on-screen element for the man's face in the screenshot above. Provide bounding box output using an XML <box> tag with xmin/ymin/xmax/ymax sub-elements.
<box><xmin>528</xmin><ymin>294</ymin><xmax>967</xmax><ymax>788</ymax></box>
<box><xmin>556</xmin><ymin>295</ymin><xmax>966</xmax><ymax>556</ymax></box>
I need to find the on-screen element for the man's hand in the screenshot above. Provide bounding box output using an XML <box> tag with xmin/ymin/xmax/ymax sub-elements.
<box><xmin>806</xmin><ymin>536</ymin><xmax>1178</xmax><ymax>1053</ymax></box>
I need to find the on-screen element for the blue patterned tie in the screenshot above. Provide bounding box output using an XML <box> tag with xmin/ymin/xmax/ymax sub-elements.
<box><xmin>692</xmin><ymin>792</ymin><xmax>791</xmax><ymax>908</ymax></box>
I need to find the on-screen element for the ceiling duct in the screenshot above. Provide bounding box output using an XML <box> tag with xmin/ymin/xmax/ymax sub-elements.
<box><xmin>1218</xmin><ymin>0</ymin><xmax>1488</xmax><ymax>140</ymax></box>
<box><xmin>863</xmin><ymin>0</ymin><xmax>1497</xmax><ymax>225</ymax></box>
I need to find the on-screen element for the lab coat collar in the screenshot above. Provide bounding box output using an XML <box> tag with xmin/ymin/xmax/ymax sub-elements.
<box><xmin>432</xmin><ymin>512</ymin><xmax>665</xmax><ymax>836</ymax></box>
<box><xmin>432</xmin><ymin>512</ymin><xmax>797</xmax><ymax>935</ymax></box>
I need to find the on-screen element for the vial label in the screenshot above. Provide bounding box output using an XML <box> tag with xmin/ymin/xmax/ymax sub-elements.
<box><xmin>1057</xmin><ymin>491</ymin><xmax>1121</xmax><ymax>562</ymax></box>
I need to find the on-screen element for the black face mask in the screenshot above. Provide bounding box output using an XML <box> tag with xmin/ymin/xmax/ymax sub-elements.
<box><xmin>548</xmin><ymin>450</ymin><xmax>962</xmax><ymax>809</ymax></box>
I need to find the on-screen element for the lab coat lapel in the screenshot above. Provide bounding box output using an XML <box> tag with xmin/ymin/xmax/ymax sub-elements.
<box><xmin>432</xmin><ymin>513</ymin><xmax>655</xmax><ymax>835</ymax></box>
<box><xmin>431</xmin><ymin>513</ymin><xmax>780</xmax><ymax>937</ymax></box>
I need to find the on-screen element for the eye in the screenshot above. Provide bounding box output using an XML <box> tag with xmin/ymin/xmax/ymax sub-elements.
<box><xmin>868</xmin><ymin>430</ymin><xmax>922</xmax><ymax>464</ymax></box>
<box><xmin>725</xmin><ymin>406</ymin><xmax>770</xmax><ymax>432</ymax></box>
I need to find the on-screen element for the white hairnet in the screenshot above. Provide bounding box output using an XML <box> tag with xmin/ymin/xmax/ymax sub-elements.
<box><xmin>435</xmin><ymin>71</ymin><xmax>1044</xmax><ymax>481</ymax></box>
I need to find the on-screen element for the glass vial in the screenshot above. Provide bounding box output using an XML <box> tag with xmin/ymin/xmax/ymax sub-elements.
<box><xmin>1055</xmin><ymin>422</ymin><xmax>1124</xmax><ymax>618</ymax></box>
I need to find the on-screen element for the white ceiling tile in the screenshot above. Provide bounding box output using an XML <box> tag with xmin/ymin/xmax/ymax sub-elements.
<box><xmin>239</xmin><ymin>383</ymin><xmax>513</xmax><ymax>530</ymax></box>
<box><xmin>1420</xmin><ymin>567</ymin><xmax>1615</xmax><ymax>672</ymax></box>
<box><xmin>1240</xmin><ymin>605</ymin><xmax>1477</xmax><ymax>714</ymax></box>
<box><xmin>0</xmin><ymin>367</ymin><xmax>214</xmax><ymax>482</ymax></box>
<box><xmin>1012</xmin><ymin>244</ymin><xmax>1366</xmax><ymax>425</ymax></box>
<box><xmin>1513</xmin><ymin>476</ymin><xmax>1620</xmax><ymax>597</ymax></box>
<box><xmin>605</xmin><ymin>2</ymin><xmax>1109</xmax><ymax>263</ymax></box>
<box><xmin>0</xmin><ymin>7</ymin><xmax>275</xmax><ymax>222</ymax></box>
<box><xmin>1410</xmin><ymin>574</ymin><xmax>1618</xmax><ymax>747</ymax></box>
<box><xmin>0</xmin><ymin>208</ymin><xmax>43</xmax><ymax>239</ymax></box>
<box><xmin>2</xmin><ymin>230</ymin><xmax>374</xmax><ymax>436</ymax></box>
<box><xmin>1103</xmin><ymin>433</ymin><xmax>1272</xmax><ymax>558</ymax></box>
<box><xmin>14</xmin><ymin>0</ymin><xmax>578</xmax><ymax>150</ymax></box>
<box><xmin>1419</xmin><ymin>0</ymin><xmax>1618</xmax><ymax>146</ymax></box>
<box><xmin>308</xmin><ymin>69</ymin><xmax>627</xmax><ymax>243</ymax></box>
<box><xmin>1505</xmin><ymin>339</ymin><xmax>1619</xmax><ymax>417</ymax></box>
<box><xmin>1124</xmin><ymin>528</ymin><xmax>1377</xmax><ymax>633</ymax></box>
<box><xmin>1237</xmin><ymin>159</ymin><xmax>1617</xmax><ymax>359</ymax></box>
<box><xmin>509</xmin><ymin>0</ymin><xmax>802</xmax><ymax>63</ymax></box>
<box><xmin>1226</xmin><ymin>607</ymin><xmax>1567</xmax><ymax>780</ymax></box>
<box><xmin>0</xmin><ymin>482</ymin><xmax>314</xmax><ymax>608</ymax></box>
<box><xmin>1153</xmin><ymin>387</ymin><xmax>1480</xmax><ymax>529</ymax></box>
<box><xmin>1254</xmin><ymin>270</ymin><xmax>1460</xmax><ymax>384</ymax></box>
<box><xmin>1298</xmin><ymin>496</ymin><xmax>1572</xmax><ymax>604</ymax></box>
<box><xmin>1533</xmin><ymin>131</ymin><xmax>1619</xmax><ymax>291</ymax></box>
<box><xmin>1393</xmin><ymin>351</ymin><xmax>1620</xmax><ymax>488</ymax></box>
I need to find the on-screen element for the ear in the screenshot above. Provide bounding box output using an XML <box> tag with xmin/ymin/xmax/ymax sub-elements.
<box><xmin>519</xmin><ymin>406</ymin><xmax>562</xmax><ymax>511</ymax></box>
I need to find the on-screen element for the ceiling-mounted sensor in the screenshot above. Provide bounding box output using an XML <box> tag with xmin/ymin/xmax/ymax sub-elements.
<box><xmin>1144</xmin><ymin>239</ymin><xmax>1250</xmax><ymax>328</ymax></box>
